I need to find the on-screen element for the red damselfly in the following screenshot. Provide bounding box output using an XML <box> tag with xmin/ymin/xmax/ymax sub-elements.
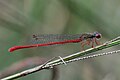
<box><xmin>8</xmin><ymin>32</ymin><xmax>101</xmax><ymax>52</ymax></box>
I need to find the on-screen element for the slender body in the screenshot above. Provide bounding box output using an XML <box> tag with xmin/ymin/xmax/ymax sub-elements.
<box><xmin>8</xmin><ymin>32</ymin><xmax>101</xmax><ymax>52</ymax></box>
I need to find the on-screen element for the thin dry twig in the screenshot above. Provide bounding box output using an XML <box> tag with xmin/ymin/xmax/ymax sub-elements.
<box><xmin>1</xmin><ymin>36</ymin><xmax>120</xmax><ymax>80</ymax></box>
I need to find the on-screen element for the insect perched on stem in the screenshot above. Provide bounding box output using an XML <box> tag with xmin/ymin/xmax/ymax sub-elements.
<box><xmin>8</xmin><ymin>32</ymin><xmax>101</xmax><ymax>52</ymax></box>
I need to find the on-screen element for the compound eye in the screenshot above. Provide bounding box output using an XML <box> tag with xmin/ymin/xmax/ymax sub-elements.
<box><xmin>96</xmin><ymin>33</ymin><xmax>101</xmax><ymax>39</ymax></box>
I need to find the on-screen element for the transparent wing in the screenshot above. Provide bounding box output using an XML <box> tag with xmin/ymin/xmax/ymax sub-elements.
<box><xmin>31</xmin><ymin>34</ymin><xmax>84</xmax><ymax>44</ymax></box>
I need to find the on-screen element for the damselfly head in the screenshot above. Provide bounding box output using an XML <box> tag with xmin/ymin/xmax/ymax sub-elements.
<box><xmin>93</xmin><ymin>32</ymin><xmax>102</xmax><ymax>39</ymax></box>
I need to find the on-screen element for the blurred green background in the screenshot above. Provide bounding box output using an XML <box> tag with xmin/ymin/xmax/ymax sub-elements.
<box><xmin>0</xmin><ymin>0</ymin><xmax>120</xmax><ymax>80</ymax></box>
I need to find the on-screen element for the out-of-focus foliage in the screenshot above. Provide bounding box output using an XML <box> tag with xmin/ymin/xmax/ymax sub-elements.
<box><xmin>0</xmin><ymin>0</ymin><xmax>120</xmax><ymax>80</ymax></box>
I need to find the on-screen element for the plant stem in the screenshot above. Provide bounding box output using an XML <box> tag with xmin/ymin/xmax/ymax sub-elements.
<box><xmin>2</xmin><ymin>36</ymin><xmax>120</xmax><ymax>80</ymax></box>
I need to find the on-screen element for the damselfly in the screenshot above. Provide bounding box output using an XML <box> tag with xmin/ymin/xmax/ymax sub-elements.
<box><xmin>8</xmin><ymin>32</ymin><xmax>101</xmax><ymax>52</ymax></box>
